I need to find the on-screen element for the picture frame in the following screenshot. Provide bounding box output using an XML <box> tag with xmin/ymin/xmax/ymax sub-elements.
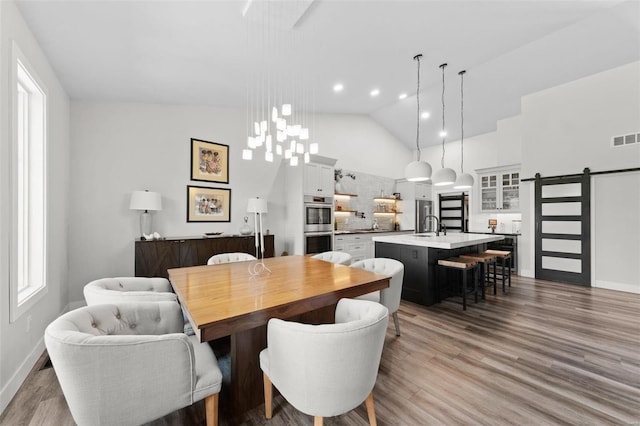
<box><xmin>187</xmin><ymin>185</ymin><xmax>231</xmax><ymax>222</ymax></box>
<box><xmin>190</xmin><ymin>138</ymin><xmax>229</xmax><ymax>184</ymax></box>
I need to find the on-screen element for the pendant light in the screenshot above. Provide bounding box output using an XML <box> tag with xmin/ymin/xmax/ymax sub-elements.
<box><xmin>404</xmin><ymin>54</ymin><xmax>432</xmax><ymax>182</ymax></box>
<box><xmin>454</xmin><ymin>70</ymin><xmax>474</xmax><ymax>189</ymax></box>
<box><xmin>432</xmin><ymin>63</ymin><xmax>457</xmax><ymax>186</ymax></box>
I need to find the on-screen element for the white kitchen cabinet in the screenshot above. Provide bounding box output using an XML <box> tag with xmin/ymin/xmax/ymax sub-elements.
<box><xmin>334</xmin><ymin>234</ymin><xmax>373</xmax><ymax>262</ymax></box>
<box><xmin>396</xmin><ymin>180</ymin><xmax>432</xmax><ymax>201</ymax></box>
<box><xmin>479</xmin><ymin>167</ymin><xmax>520</xmax><ymax>211</ymax></box>
<box><xmin>304</xmin><ymin>163</ymin><xmax>334</xmax><ymax>197</ymax></box>
<box><xmin>334</xmin><ymin>231</ymin><xmax>413</xmax><ymax>262</ymax></box>
<box><xmin>415</xmin><ymin>183</ymin><xmax>432</xmax><ymax>200</ymax></box>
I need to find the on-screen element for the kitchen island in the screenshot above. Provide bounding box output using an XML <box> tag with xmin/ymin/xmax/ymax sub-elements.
<box><xmin>372</xmin><ymin>233</ymin><xmax>504</xmax><ymax>306</ymax></box>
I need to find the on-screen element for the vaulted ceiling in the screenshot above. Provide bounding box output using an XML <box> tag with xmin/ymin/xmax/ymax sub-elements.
<box><xmin>16</xmin><ymin>0</ymin><xmax>640</xmax><ymax>149</ymax></box>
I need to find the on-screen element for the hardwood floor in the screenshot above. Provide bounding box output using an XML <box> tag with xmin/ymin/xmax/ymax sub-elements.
<box><xmin>2</xmin><ymin>275</ymin><xmax>639</xmax><ymax>425</ymax></box>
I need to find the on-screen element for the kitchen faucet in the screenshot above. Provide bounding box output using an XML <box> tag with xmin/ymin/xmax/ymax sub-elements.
<box><xmin>423</xmin><ymin>215</ymin><xmax>441</xmax><ymax>236</ymax></box>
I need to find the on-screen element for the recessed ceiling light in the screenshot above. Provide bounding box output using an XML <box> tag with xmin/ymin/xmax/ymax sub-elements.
<box><xmin>421</xmin><ymin>111</ymin><xmax>430</xmax><ymax>119</ymax></box>
<box><xmin>370</xmin><ymin>89</ymin><xmax>380</xmax><ymax>97</ymax></box>
<box><xmin>398</xmin><ymin>93</ymin><xmax>408</xmax><ymax>100</ymax></box>
<box><xmin>333</xmin><ymin>83</ymin><xmax>344</xmax><ymax>92</ymax></box>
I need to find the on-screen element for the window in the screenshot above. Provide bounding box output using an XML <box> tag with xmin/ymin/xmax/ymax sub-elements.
<box><xmin>10</xmin><ymin>42</ymin><xmax>47</xmax><ymax>321</ymax></box>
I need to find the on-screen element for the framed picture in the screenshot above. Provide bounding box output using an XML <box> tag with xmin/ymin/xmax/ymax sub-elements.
<box><xmin>191</xmin><ymin>138</ymin><xmax>229</xmax><ymax>184</ymax></box>
<box><xmin>187</xmin><ymin>186</ymin><xmax>231</xmax><ymax>222</ymax></box>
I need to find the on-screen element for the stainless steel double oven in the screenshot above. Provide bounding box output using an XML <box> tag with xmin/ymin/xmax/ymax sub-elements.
<box><xmin>303</xmin><ymin>195</ymin><xmax>333</xmax><ymax>254</ymax></box>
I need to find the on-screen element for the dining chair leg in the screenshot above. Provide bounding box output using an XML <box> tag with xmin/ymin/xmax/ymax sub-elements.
<box><xmin>263</xmin><ymin>373</ymin><xmax>273</xmax><ymax>419</ymax></box>
<box><xmin>205</xmin><ymin>393</ymin><xmax>219</xmax><ymax>426</ymax></box>
<box><xmin>314</xmin><ymin>416</ymin><xmax>323</xmax><ymax>426</ymax></box>
<box><xmin>392</xmin><ymin>312</ymin><xmax>401</xmax><ymax>336</ymax></box>
<box><xmin>365</xmin><ymin>391</ymin><xmax>377</xmax><ymax>426</ymax></box>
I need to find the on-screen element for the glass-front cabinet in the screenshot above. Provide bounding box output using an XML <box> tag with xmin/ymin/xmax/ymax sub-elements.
<box><xmin>501</xmin><ymin>171</ymin><xmax>520</xmax><ymax>210</ymax></box>
<box><xmin>480</xmin><ymin>175</ymin><xmax>498</xmax><ymax>210</ymax></box>
<box><xmin>479</xmin><ymin>166</ymin><xmax>520</xmax><ymax>212</ymax></box>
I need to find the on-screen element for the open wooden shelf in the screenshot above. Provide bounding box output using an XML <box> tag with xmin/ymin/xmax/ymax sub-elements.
<box><xmin>373</xmin><ymin>196</ymin><xmax>402</xmax><ymax>201</ymax></box>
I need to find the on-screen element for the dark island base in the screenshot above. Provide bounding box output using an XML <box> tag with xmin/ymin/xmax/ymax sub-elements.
<box><xmin>375</xmin><ymin>241</ymin><xmax>490</xmax><ymax>306</ymax></box>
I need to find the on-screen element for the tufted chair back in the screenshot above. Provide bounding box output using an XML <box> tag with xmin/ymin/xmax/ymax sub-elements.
<box><xmin>83</xmin><ymin>277</ymin><xmax>194</xmax><ymax>335</ymax></box>
<box><xmin>45</xmin><ymin>302</ymin><xmax>222</xmax><ymax>426</ymax></box>
<box><xmin>311</xmin><ymin>251</ymin><xmax>353</xmax><ymax>266</ymax></box>
<box><xmin>260</xmin><ymin>299</ymin><xmax>388</xmax><ymax>423</ymax></box>
<box><xmin>207</xmin><ymin>252</ymin><xmax>257</xmax><ymax>265</ymax></box>
<box><xmin>350</xmin><ymin>257</ymin><xmax>405</xmax><ymax>336</ymax></box>
<box><xmin>83</xmin><ymin>277</ymin><xmax>176</xmax><ymax>305</ymax></box>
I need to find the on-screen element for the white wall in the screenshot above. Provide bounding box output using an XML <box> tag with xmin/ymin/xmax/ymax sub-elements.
<box><xmin>520</xmin><ymin>60</ymin><xmax>640</xmax><ymax>290</ymax></box>
<box><xmin>593</xmin><ymin>172</ymin><xmax>640</xmax><ymax>293</ymax></box>
<box><xmin>68</xmin><ymin>103</ymin><xmax>412</xmax><ymax>303</ymax></box>
<box><xmin>314</xmin><ymin>113</ymin><xmax>413</xmax><ymax>179</ymax></box>
<box><xmin>0</xmin><ymin>1</ymin><xmax>70</xmax><ymax>413</ymax></box>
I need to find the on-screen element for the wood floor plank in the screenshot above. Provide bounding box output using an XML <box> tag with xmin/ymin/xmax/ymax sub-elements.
<box><xmin>1</xmin><ymin>276</ymin><xmax>639</xmax><ymax>425</ymax></box>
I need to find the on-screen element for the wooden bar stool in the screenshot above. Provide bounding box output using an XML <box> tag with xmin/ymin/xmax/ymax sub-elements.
<box><xmin>437</xmin><ymin>257</ymin><xmax>479</xmax><ymax>310</ymax></box>
<box><xmin>484</xmin><ymin>249</ymin><xmax>512</xmax><ymax>292</ymax></box>
<box><xmin>459</xmin><ymin>252</ymin><xmax>498</xmax><ymax>297</ymax></box>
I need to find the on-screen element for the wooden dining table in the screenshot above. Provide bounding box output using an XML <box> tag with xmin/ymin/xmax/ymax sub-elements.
<box><xmin>168</xmin><ymin>255</ymin><xmax>390</xmax><ymax>420</ymax></box>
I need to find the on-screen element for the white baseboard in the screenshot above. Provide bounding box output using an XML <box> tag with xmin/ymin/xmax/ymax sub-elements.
<box><xmin>0</xmin><ymin>337</ymin><xmax>45</xmax><ymax>415</ymax></box>
<box><xmin>0</xmin><ymin>301</ymin><xmax>83</xmax><ymax>415</ymax></box>
<box><xmin>594</xmin><ymin>280</ymin><xmax>640</xmax><ymax>294</ymax></box>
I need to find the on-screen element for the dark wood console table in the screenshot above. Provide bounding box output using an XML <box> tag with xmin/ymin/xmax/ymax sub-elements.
<box><xmin>135</xmin><ymin>235</ymin><xmax>275</xmax><ymax>278</ymax></box>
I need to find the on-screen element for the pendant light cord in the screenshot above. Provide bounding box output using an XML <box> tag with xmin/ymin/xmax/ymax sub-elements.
<box><xmin>439</xmin><ymin>63</ymin><xmax>447</xmax><ymax>168</ymax></box>
<box><xmin>459</xmin><ymin>70</ymin><xmax>466</xmax><ymax>174</ymax></box>
<box><xmin>414</xmin><ymin>54</ymin><xmax>422</xmax><ymax>162</ymax></box>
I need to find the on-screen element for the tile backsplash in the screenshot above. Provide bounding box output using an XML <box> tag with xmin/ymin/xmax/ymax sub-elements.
<box><xmin>334</xmin><ymin>169</ymin><xmax>396</xmax><ymax>231</ymax></box>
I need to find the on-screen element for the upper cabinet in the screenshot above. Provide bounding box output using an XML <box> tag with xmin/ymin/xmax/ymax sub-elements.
<box><xmin>304</xmin><ymin>163</ymin><xmax>334</xmax><ymax>197</ymax></box>
<box><xmin>478</xmin><ymin>165</ymin><xmax>520</xmax><ymax>211</ymax></box>
<box><xmin>396</xmin><ymin>181</ymin><xmax>432</xmax><ymax>201</ymax></box>
<box><xmin>415</xmin><ymin>182</ymin><xmax>432</xmax><ymax>201</ymax></box>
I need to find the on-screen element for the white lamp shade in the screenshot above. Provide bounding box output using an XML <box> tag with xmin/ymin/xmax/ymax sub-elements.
<box><xmin>453</xmin><ymin>173</ymin><xmax>474</xmax><ymax>189</ymax></box>
<box><xmin>129</xmin><ymin>191</ymin><xmax>162</xmax><ymax>211</ymax></box>
<box><xmin>432</xmin><ymin>168</ymin><xmax>457</xmax><ymax>186</ymax></box>
<box><xmin>405</xmin><ymin>160</ymin><xmax>432</xmax><ymax>182</ymax></box>
<box><xmin>247</xmin><ymin>198</ymin><xmax>268</xmax><ymax>214</ymax></box>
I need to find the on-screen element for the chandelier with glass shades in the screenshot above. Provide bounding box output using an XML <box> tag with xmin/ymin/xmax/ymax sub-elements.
<box><xmin>241</xmin><ymin>1</ymin><xmax>317</xmax><ymax>166</ymax></box>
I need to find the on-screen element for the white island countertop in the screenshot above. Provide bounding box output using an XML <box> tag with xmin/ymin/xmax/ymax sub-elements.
<box><xmin>372</xmin><ymin>232</ymin><xmax>504</xmax><ymax>249</ymax></box>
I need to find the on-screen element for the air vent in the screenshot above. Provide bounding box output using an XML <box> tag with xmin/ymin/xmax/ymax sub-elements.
<box><xmin>612</xmin><ymin>133</ymin><xmax>639</xmax><ymax>147</ymax></box>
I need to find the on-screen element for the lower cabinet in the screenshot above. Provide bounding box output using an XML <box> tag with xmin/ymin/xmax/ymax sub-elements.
<box><xmin>334</xmin><ymin>231</ymin><xmax>415</xmax><ymax>263</ymax></box>
<box><xmin>334</xmin><ymin>234</ymin><xmax>373</xmax><ymax>263</ymax></box>
<box><xmin>135</xmin><ymin>235</ymin><xmax>275</xmax><ymax>278</ymax></box>
<box><xmin>375</xmin><ymin>242</ymin><xmax>434</xmax><ymax>306</ymax></box>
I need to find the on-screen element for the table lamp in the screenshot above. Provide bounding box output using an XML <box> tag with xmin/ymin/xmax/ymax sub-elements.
<box><xmin>247</xmin><ymin>197</ymin><xmax>270</xmax><ymax>275</ymax></box>
<box><xmin>129</xmin><ymin>190</ymin><xmax>162</xmax><ymax>238</ymax></box>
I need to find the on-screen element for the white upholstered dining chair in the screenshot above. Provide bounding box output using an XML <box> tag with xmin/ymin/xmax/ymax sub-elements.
<box><xmin>311</xmin><ymin>250</ymin><xmax>353</xmax><ymax>265</ymax></box>
<box><xmin>83</xmin><ymin>276</ymin><xmax>193</xmax><ymax>335</ymax></box>
<box><xmin>260</xmin><ymin>298</ymin><xmax>389</xmax><ymax>425</ymax></box>
<box><xmin>44</xmin><ymin>302</ymin><xmax>222</xmax><ymax>426</ymax></box>
<box><xmin>207</xmin><ymin>252</ymin><xmax>257</xmax><ymax>265</ymax></box>
<box><xmin>350</xmin><ymin>258</ymin><xmax>405</xmax><ymax>336</ymax></box>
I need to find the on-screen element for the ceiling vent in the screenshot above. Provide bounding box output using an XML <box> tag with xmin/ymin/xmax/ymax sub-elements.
<box><xmin>612</xmin><ymin>133</ymin><xmax>639</xmax><ymax>147</ymax></box>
